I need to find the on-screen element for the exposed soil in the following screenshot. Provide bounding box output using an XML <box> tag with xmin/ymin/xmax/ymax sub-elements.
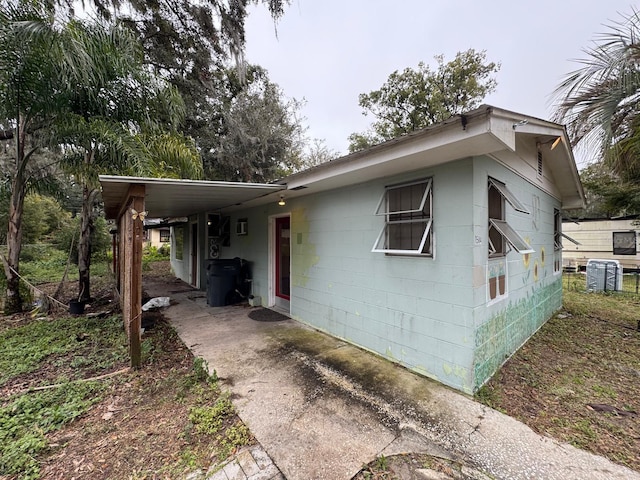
<box><xmin>1</xmin><ymin>261</ymin><xmax>250</xmax><ymax>480</ymax></box>
<box><xmin>38</xmin><ymin>318</ymin><xmax>204</xmax><ymax>479</ymax></box>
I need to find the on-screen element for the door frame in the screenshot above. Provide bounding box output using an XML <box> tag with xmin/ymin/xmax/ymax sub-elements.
<box><xmin>268</xmin><ymin>212</ymin><xmax>291</xmax><ymax>312</ymax></box>
<box><xmin>190</xmin><ymin>221</ymin><xmax>198</xmax><ymax>287</ymax></box>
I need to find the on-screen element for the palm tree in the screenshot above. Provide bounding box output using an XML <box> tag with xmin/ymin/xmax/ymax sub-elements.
<box><xmin>553</xmin><ymin>9</ymin><xmax>640</xmax><ymax>178</ymax></box>
<box><xmin>0</xmin><ymin>1</ymin><xmax>201</xmax><ymax>312</ymax></box>
<box><xmin>56</xmin><ymin>21</ymin><xmax>202</xmax><ymax>303</ymax></box>
<box><xmin>0</xmin><ymin>0</ymin><xmax>89</xmax><ymax>313</ymax></box>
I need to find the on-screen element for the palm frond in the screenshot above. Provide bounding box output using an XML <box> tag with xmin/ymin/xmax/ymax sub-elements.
<box><xmin>553</xmin><ymin>8</ymin><xmax>640</xmax><ymax>161</ymax></box>
<box><xmin>142</xmin><ymin>132</ymin><xmax>202</xmax><ymax>179</ymax></box>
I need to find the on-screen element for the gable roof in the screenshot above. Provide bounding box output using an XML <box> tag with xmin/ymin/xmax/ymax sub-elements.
<box><xmin>266</xmin><ymin>104</ymin><xmax>584</xmax><ymax>210</ymax></box>
<box><xmin>100</xmin><ymin>105</ymin><xmax>585</xmax><ymax>218</ymax></box>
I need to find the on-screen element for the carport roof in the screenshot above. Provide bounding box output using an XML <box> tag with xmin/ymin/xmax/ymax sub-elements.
<box><xmin>99</xmin><ymin>175</ymin><xmax>285</xmax><ymax>219</ymax></box>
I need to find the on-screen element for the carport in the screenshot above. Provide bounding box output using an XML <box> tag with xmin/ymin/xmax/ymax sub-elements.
<box><xmin>99</xmin><ymin>175</ymin><xmax>285</xmax><ymax>367</ymax></box>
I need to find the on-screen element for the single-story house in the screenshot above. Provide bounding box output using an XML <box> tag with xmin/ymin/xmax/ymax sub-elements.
<box><xmin>142</xmin><ymin>218</ymin><xmax>171</xmax><ymax>250</ymax></box>
<box><xmin>562</xmin><ymin>216</ymin><xmax>640</xmax><ymax>271</ymax></box>
<box><xmin>100</xmin><ymin>104</ymin><xmax>584</xmax><ymax>394</ymax></box>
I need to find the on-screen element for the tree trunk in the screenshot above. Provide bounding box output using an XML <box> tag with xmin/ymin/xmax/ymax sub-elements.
<box><xmin>4</xmin><ymin>182</ymin><xmax>26</xmax><ymax>314</ymax></box>
<box><xmin>77</xmin><ymin>184</ymin><xmax>97</xmax><ymax>303</ymax></box>
<box><xmin>4</xmin><ymin>119</ymin><xmax>28</xmax><ymax>314</ymax></box>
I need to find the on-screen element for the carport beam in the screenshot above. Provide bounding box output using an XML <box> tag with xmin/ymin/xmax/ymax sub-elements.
<box><xmin>116</xmin><ymin>184</ymin><xmax>145</xmax><ymax>369</ymax></box>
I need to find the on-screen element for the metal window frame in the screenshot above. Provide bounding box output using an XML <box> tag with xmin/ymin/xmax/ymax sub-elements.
<box><xmin>561</xmin><ymin>232</ymin><xmax>580</xmax><ymax>246</ymax></box>
<box><xmin>489</xmin><ymin>219</ymin><xmax>534</xmax><ymax>254</ymax></box>
<box><xmin>488</xmin><ymin>178</ymin><xmax>530</xmax><ymax>214</ymax></box>
<box><xmin>375</xmin><ymin>178</ymin><xmax>432</xmax><ymax>215</ymax></box>
<box><xmin>372</xmin><ymin>219</ymin><xmax>433</xmax><ymax>255</ymax></box>
<box><xmin>553</xmin><ymin>209</ymin><xmax>562</xmax><ymax>250</ymax></box>
<box><xmin>372</xmin><ymin>179</ymin><xmax>433</xmax><ymax>256</ymax></box>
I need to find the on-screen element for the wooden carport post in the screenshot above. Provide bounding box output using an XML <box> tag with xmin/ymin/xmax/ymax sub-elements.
<box><xmin>116</xmin><ymin>184</ymin><xmax>145</xmax><ymax>368</ymax></box>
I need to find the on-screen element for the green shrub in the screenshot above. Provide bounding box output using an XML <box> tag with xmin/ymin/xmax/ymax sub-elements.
<box><xmin>143</xmin><ymin>245</ymin><xmax>170</xmax><ymax>261</ymax></box>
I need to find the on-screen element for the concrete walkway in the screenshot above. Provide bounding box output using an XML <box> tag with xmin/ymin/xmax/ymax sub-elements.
<box><xmin>145</xmin><ymin>278</ymin><xmax>640</xmax><ymax>480</ymax></box>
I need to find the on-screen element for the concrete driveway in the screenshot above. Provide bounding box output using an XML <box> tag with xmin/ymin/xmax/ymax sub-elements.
<box><xmin>144</xmin><ymin>277</ymin><xmax>640</xmax><ymax>480</ymax></box>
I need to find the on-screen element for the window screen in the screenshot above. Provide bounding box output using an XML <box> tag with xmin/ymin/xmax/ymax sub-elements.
<box><xmin>372</xmin><ymin>179</ymin><xmax>433</xmax><ymax>255</ymax></box>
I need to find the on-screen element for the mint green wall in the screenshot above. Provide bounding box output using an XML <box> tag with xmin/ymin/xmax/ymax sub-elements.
<box><xmin>296</xmin><ymin>161</ymin><xmax>481</xmax><ymax>392</ymax></box>
<box><xmin>471</xmin><ymin>156</ymin><xmax>563</xmax><ymax>391</ymax></box>
<box><xmin>219</xmin><ymin>160</ymin><xmax>477</xmax><ymax>392</ymax></box>
<box><xmin>224</xmin><ymin>207</ymin><xmax>274</xmax><ymax>298</ymax></box>
<box><xmin>216</xmin><ymin>155</ymin><xmax>563</xmax><ymax>394</ymax></box>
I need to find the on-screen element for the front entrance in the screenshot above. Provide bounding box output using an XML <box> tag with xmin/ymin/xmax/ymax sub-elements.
<box><xmin>274</xmin><ymin>216</ymin><xmax>290</xmax><ymax>312</ymax></box>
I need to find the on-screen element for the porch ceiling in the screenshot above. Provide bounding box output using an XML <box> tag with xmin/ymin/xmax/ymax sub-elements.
<box><xmin>99</xmin><ymin>176</ymin><xmax>285</xmax><ymax>219</ymax></box>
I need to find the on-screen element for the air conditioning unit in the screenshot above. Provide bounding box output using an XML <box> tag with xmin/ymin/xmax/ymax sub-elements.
<box><xmin>236</xmin><ymin>219</ymin><xmax>248</xmax><ymax>236</ymax></box>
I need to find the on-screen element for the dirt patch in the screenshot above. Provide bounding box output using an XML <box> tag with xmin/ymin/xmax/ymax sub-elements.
<box><xmin>38</xmin><ymin>324</ymin><xmax>198</xmax><ymax>479</ymax></box>
<box><xmin>2</xmin><ymin>263</ymin><xmax>253</xmax><ymax>479</ymax></box>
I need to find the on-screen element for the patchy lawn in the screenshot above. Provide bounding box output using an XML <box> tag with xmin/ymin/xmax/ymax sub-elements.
<box><xmin>3</xmin><ymin>264</ymin><xmax>639</xmax><ymax>479</ymax></box>
<box><xmin>0</xmin><ymin>262</ymin><xmax>253</xmax><ymax>480</ymax></box>
<box><xmin>476</xmin><ymin>276</ymin><xmax>640</xmax><ymax>472</ymax></box>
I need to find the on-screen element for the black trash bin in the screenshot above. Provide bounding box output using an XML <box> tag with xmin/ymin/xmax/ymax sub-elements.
<box><xmin>206</xmin><ymin>258</ymin><xmax>241</xmax><ymax>307</ymax></box>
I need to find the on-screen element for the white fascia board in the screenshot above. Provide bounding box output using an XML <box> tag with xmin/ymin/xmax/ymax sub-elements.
<box><xmin>99</xmin><ymin>175</ymin><xmax>284</xmax><ymax>190</ymax></box>
<box><xmin>487</xmin><ymin>116</ymin><xmax>517</xmax><ymax>151</ymax></box>
<box><xmin>285</xmin><ymin>112</ymin><xmax>499</xmax><ymax>191</ymax></box>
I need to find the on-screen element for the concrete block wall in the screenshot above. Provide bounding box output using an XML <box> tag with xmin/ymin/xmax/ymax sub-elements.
<box><xmin>471</xmin><ymin>156</ymin><xmax>563</xmax><ymax>390</ymax></box>
<box><xmin>218</xmin><ymin>154</ymin><xmax>564</xmax><ymax>394</ymax></box>
<box><xmin>282</xmin><ymin>160</ymin><xmax>479</xmax><ymax>392</ymax></box>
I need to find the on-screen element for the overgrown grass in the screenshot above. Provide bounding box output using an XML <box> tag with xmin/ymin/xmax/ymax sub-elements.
<box><xmin>0</xmin><ymin>313</ymin><xmax>127</xmax><ymax>479</ymax></box>
<box><xmin>0</xmin><ymin>315</ymin><xmax>127</xmax><ymax>385</ymax></box>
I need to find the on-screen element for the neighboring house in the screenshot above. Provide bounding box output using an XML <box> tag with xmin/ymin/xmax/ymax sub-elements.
<box><xmin>100</xmin><ymin>105</ymin><xmax>584</xmax><ymax>394</ymax></box>
<box><xmin>141</xmin><ymin>218</ymin><xmax>171</xmax><ymax>249</ymax></box>
<box><xmin>144</xmin><ymin>226</ymin><xmax>171</xmax><ymax>250</ymax></box>
<box><xmin>562</xmin><ymin>216</ymin><xmax>640</xmax><ymax>271</ymax></box>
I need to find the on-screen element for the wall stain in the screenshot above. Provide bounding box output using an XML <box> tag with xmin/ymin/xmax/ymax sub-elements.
<box><xmin>291</xmin><ymin>207</ymin><xmax>319</xmax><ymax>288</ymax></box>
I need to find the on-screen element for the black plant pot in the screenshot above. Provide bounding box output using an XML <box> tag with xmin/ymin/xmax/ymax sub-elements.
<box><xmin>69</xmin><ymin>300</ymin><xmax>86</xmax><ymax>315</ymax></box>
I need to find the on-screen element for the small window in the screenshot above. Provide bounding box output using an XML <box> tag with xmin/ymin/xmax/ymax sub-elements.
<box><xmin>488</xmin><ymin>178</ymin><xmax>533</xmax><ymax>256</ymax></box>
<box><xmin>159</xmin><ymin>229</ymin><xmax>170</xmax><ymax>243</ymax></box>
<box><xmin>613</xmin><ymin>231</ymin><xmax>636</xmax><ymax>255</ymax></box>
<box><xmin>372</xmin><ymin>179</ymin><xmax>432</xmax><ymax>256</ymax></box>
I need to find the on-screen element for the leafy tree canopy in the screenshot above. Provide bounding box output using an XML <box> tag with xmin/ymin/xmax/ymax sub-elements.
<box><xmin>570</xmin><ymin>161</ymin><xmax>640</xmax><ymax>219</ymax></box>
<box><xmin>58</xmin><ymin>0</ymin><xmax>287</xmax><ymax>73</ymax></box>
<box><xmin>191</xmin><ymin>65</ymin><xmax>303</xmax><ymax>182</ymax></box>
<box><xmin>52</xmin><ymin>0</ymin><xmax>305</xmax><ymax>183</ymax></box>
<box><xmin>348</xmin><ymin>49</ymin><xmax>500</xmax><ymax>152</ymax></box>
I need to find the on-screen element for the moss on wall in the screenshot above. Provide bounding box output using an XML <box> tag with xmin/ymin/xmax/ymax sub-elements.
<box><xmin>473</xmin><ymin>278</ymin><xmax>562</xmax><ymax>390</ymax></box>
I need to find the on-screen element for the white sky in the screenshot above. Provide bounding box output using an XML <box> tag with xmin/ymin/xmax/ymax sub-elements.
<box><xmin>245</xmin><ymin>0</ymin><xmax>635</xmax><ymax>164</ymax></box>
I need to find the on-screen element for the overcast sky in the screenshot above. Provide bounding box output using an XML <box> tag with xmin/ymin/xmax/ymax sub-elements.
<box><xmin>245</xmin><ymin>1</ymin><xmax>635</xmax><ymax>164</ymax></box>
